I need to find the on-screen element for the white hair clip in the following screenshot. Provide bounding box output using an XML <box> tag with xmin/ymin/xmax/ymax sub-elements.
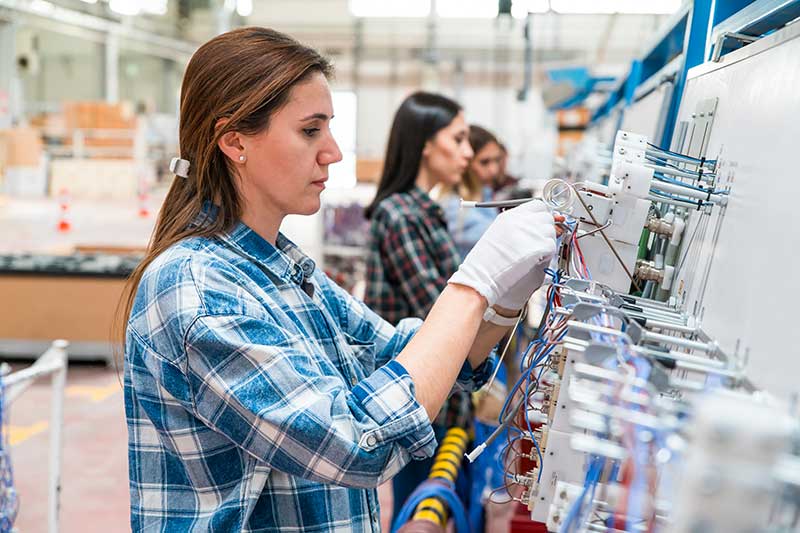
<box><xmin>169</xmin><ymin>157</ymin><xmax>190</xmax><ymax>178</ymax></box>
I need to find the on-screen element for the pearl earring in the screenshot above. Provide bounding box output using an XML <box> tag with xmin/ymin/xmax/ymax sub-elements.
<box><xmin>239</xmin><ymin>155</ymin><xmax>246</xmax><ymax>162</ymax></box>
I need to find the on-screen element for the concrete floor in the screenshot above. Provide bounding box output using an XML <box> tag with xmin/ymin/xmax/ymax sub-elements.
<box><xmin>7</xmin><ymin>363</ymin><xmax>129</xmax><ymax>532</ymax></box>
<box><xmin>4</xmin><ymin>361</ymin><xmax>395</xmax><ymax>532</ymax></box>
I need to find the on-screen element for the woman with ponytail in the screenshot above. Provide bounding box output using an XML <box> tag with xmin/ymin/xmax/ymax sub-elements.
<box><xmin>119</xmin><ymin>27</ymin><xmax>558</xmax><ymax>532</ymax></box>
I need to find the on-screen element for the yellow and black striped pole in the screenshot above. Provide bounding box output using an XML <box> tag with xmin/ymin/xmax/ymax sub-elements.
<box><xmin>399</xmin><ymin>427</ymin><xmax>470</xmax><ymax>531</ymax></box>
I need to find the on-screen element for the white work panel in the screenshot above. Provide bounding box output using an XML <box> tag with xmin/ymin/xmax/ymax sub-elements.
<box><xmin>619</xmin><ymin>84</ymin><xmax>671</xmax><ymax>145</ymax></box>
<box><xmin>621</xmin><ymin>57</ymin><xmax>681</xmax><ymax>146</ymax></box>
<box><xmin>669</xmin><ymin>23</ymin><xmax>800</xmax><ymax>399</ymax></box>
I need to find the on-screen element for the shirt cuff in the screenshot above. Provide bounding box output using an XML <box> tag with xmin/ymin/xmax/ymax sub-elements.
<box><xmin>455</xmin><ymin>350</ymin><xmax>497</xmax><ymax>393</ymax></box>
<box><xmin>351</xmin><ymin>360</ymin><xmax>437</xmax><ymax>460</ymax></box>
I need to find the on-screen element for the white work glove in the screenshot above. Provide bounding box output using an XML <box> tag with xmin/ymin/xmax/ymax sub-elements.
<box><xmin>494</xmin><ymin>263</ymin><xmax>548</xmax><ymax>311</ymax></box>
<box><xmin>449</xmin><ymin>200</ymin><xmax>557</xmax><ymax>307</ymax></box>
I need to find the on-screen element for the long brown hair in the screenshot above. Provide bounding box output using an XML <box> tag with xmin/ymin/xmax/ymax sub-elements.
<box><xmin>114</xmin><ymin>27</ymin><xmax>331</xmax><ymax>358</ymax></box>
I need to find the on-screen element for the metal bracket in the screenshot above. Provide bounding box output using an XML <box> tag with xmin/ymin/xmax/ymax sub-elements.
<box><xmin>711</xmin><ymin>31</ymin><xmax>760</xmax><ymax>62</ymax></box>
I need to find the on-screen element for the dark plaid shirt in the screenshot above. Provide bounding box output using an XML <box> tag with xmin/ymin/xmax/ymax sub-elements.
<box><xmin>365</xmin><ymin>187</ymin><xmax>470</xmax><ymax>427</ymax></box>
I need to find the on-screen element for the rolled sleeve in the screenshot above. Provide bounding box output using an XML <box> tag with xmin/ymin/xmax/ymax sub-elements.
<box><xmin>454</xmin><ymin>349</ymin><xmax>498</xmax><ymax>394</ymax></box>
<box><xmin>184</xmin><ymin>313</ymin><xmax>436</xmax><ymax>489</ymax></box>
<box><xmin>351</xmin><ymin>360</ymin><xmax>436</xmax><ymax>460</ymax></box>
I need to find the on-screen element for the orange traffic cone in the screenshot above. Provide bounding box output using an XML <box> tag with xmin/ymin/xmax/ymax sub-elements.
<box><xmin>137</xmin><ymin>179</ymin><xmax>151</xmax><ymax>218</ymax></box>
<box><xmin>57</xmin><ymin>188</ymin><xmax>72</xmax><ymax>233</ymax></box>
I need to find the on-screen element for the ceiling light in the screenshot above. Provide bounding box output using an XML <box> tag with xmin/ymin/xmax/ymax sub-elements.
<box><xmin>437</xmin><ymin>0</ymin><xmax>498</xmax><ymax>18</ymax></box>
<box><xmin>109</xmin><ymin>0</ymin><xmax>140</xmax><ymax>16</ymax></box>
<box><xmin>29</xmin><ymin>0</ymin><xmax>55</xmax><ymax>14</ymax></box>
<box><xmin>551</xmin><ymin>0</ymin><xmax>682</xmax><ymax>14</ymax></box>
<box><xmin>511</xmin><ymin>0</ymin><xmax>550</xmax><ymax>18</ymax></box>
<box><xmin>141</xmin><ymin>0</ymin><xmax>168</xmax><ymax>15</ymax></box>
<box><xmin>349</xmin><ymin>0</ymin><xmax>430</xmax><ymax>18</ymax></box>
<box><xmin>236</xmin><ymin>0</ymin><xmax>253</xmax><ymax>17</ymax></box>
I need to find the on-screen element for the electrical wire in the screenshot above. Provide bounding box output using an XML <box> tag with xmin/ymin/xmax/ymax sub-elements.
<box><xmin>652</xmin><ymin>173</ymin><xmax>726</xmax><ymax>195</ymax></box>
<box><xmin>646</xmin><ymin>142</ymin><xmax>716</xmax><ymax>165</ymax></box>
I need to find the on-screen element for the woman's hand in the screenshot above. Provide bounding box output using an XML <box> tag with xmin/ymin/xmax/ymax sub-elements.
<box><xmin>554</xmin><ymin>213</ymin><xmax>566</xmax><ymax>236</ymax></box>
<box><xmin>448</xmin><ymin>200</ymin><xmax>558</xmax><ymax>307</ymax></box>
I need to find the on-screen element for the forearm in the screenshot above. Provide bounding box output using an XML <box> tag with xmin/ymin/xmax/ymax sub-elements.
<box><xmin>467</xmin><ymin>305</ymin><xmax>519</xmax><ymax>369</ymax></box>
<box><xmin>395</xmin><ymin>283</ymin><xmax>486</xmax><ymax>420</ymax></box>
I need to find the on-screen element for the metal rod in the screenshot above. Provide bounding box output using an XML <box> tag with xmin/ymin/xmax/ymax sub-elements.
<box><xmin>675</xmin><ymin>360</ymin><xmax>742</xmax><ymax>378</ymax></box>
<box><xmin>577</xmin><ymin>220</ymin><xmax>613</xmax><ymax>239</ymax></box>
<box><xmin>49</xmin><ymin>352</ymin><xmax>67</xmax><ymax>533</ymax></box>
<box><xmin>641</xmin><ymin>330</ymin><xmax>715</xmax><ymax>353</ymax></box>
<box><xmin>634</xmin><ymin>346</ymin><xmax>725</xmax><ymax>368</ymax></box>
<box><xmin>644</xmin><ymin>319</ymin><xmax>696</xmax><ymax>333</ymax></box>
<box><xmin>644</xmin><ymin>163</ymin><xmax>703</xmax><ymax>180</ymax></box>
<box><xmin>624</xmin><ymin>309</ymin><xmax>687</xmax><ymax>327</ymax></box>
<box><xmin>651</xmin><ymin>180</ymin><xmax>726</xmax><ymax>204</ymax></box>
<box><xmin>461</xmin><ymin>197</ymin><xmax>533</xmax><ymax>209</ymax></box>
<box><xmin>567</xmin><ymin>320</ymin><xmax>629</xmax><ymax>339</ymax></box>
<box><xmin>648</xmin><ymin>194</ymin><xmax>706</xmax><ymax>209</ymax></box>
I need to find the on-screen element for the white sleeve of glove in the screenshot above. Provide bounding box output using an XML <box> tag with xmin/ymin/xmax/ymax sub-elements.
<box><xmin>448</xmin><ymin>200</ymin><xmax>557</xmax><ymax>307</ymax></box>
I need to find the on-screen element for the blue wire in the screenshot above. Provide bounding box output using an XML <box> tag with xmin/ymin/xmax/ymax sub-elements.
<box><xmin>646</xmin><ymin>142</ymin><xmax>717</xmax><ymax>164</ymax></box>
<box><xmin>559</xmin><ymin>456</ymin><xmax>605</xmax><ymax>532</ymax></box>
<box><xmin>649</xmin><ymin>189</ymin><xmax>711</xmax><ymax>205</ymax></box>
<box><xmin>391</xmin><ymin>480</ymin><xmax>471</xmax><ymax>533</ymax></box>
<box><xmin>653</xmin><ymin>173</ymin><xmax>727</xmax><ymax>194</ymax></box>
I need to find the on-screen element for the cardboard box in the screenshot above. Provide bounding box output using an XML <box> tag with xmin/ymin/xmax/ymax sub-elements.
<box><xmin>356</xmin><ymin>158</ymin><xmax>383</xmax><ymax>183</ymax></box>
<box><xmin>49</xmin><ymin>158</ymin><xmax>148</xmax><ymax>199</ymax></box>
<box><xmin>0</xmin><ymin>127</ymin><xmax>44</xmax><ymax>167</ymax></box>
<box><xmin>0</xmin><ymin>274</ymin><xmax>127</xmax><ymax>344</ymax></box>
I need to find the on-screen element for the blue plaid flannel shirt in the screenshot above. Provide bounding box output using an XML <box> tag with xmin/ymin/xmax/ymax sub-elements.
<box><xmin>124</xmin><ymin>207</ymin><xmax>494</xmax><ymax>532</ymax></box>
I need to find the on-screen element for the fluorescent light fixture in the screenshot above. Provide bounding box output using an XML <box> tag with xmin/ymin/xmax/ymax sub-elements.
<box><xmin>349</xmin><ymin>0</ymin><xmax>430</xmax><ymax>18</ymax></box>
<box><xmin>511</xmin><ymin>0</ymin><xmax>550</xmax><ymax>18</ymax></box>
<box><xmin>236</xmin><ymin>0</ymin><xmax>253</xmax><ymax>17</ymax></box>
<box><xmin>437</xmin><ymin>0</ymin><xmax>498</xmax><ymax>18</ymax></box>
<box><xmin>109</xmin><ymin>0</ymin><xmax>140</xmax><ymax>16</ymax></box>
<box><xmin>141</xmin><ymin>0</ymin><xmax>168</xmax><ymax>15</ymax></box>
<box><xmin>551</xmin><ymin>0</ymin><xmax>682</xmax><ymax>14</ymax></box>
<box><xmin>29</xmin><ymin>0</ymin><xmax>55</xmax><ymax>14</ymax></box>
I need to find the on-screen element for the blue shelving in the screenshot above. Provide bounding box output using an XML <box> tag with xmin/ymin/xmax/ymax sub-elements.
<box><xmin>571</xmin><ymin>0</ymin><xmax>800</xmax><ymax>150</ymax></box>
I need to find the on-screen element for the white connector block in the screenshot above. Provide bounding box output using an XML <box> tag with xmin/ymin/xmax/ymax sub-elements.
<box><xmin>609</xmin><ymin>161</ymin><xmax>654</xmax><ymax>199</ymax></box>
<box><xmin>615</xmin><ymin>130</ymin><xmax>649</xmax><ymax>151</ymax></box>
<box><xmin>573</xmin><ymin>190</ymin><xmax>613</xmax><ymax>225</ymax></box>
<box><xmin>546</xmin><ymin>481</ymin><xmax>583</xmax><ymax>531</ymax></box>
<box><xmin>607</xmin><ymin>196</ymin><xmax>652</xmax><ymax>245</ymax></box>
<box><xmin>574</xmin><ymin>235</ymin><xmax>639</xmax><ymax>293</ymax></box>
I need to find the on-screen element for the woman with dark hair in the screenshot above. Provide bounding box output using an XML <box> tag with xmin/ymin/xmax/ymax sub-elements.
<box><xmin>120</xmin><ymin>30</ymin><xmax>558</xmax><ymax>532</ymax></box>
<box><xmin>436</xmin><ymin>124</ymin><xmax>505</xmax><ymax>259</ymax></box>
<box><xmin>364</xmin><ymin>92</ymin><xmax>477</xmax><ymax>520</ymax></box>
<box><xmin>364</xmin><ymin>92</ymin><xmax>472</xmax><ymax>322</ymax></box>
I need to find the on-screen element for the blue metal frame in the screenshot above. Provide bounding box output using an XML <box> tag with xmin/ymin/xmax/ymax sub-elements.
<box><xmin>585</xmin><ymin>0</ymin><xmax>800</xmax><ymax>150</ymax></box>
<box><xmin>639</xmin><ymin>5</ymin><xmax>691</xmax><ymax>84</ymax></box>
<box><xmin>709</xmin><ymin>0</ymin><xmax>800</xmax><ymax>58</ymax></box>
<box><xmin>590</xmin><ymin>59</ymin><xmax>642</xmax><ymax>124</ymax></box>
<box><xmin>545</xmin><ymin>67</ymin><xmax>616</xmax><ymax>111</ymax></box>
<box><xmin>660</xmin><ymin>0</ymin><xmax>714</xmax><ymax>149</ymax></box>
